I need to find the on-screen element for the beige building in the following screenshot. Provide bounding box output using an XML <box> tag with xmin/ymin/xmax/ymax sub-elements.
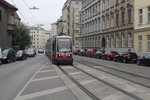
<box><xmin>80</xmin><ymin>0</ymin><xmax>134</xmax><ymax>52</ymax></box>
<box><xmin>0</xmin><ymin>0</ymin><xmax>18</xmax><ymax>48</ymax></box>
<box><xmin>61</xmin><ymin>0</ymin><xmax>82</xmax><ymax>50</ymax></box>
<box><xmin>134</xmin><ymin>0</ymin><xmax>150</xmax><ymax>54</ymax></box>
<box><xmin>30</xmin><ymin>27</ymin><xmax>48</xmax><ymax>48</ymax></box>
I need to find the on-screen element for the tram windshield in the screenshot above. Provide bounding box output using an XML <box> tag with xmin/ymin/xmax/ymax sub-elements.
<box><xmin>57</xmin><ymin>38</ymin><xmax>72</xmax><ymax>53</ymax></box>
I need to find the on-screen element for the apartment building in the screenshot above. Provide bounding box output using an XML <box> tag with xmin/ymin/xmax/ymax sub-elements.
<box><xmin>61</xmin><ymin>0</ymin><xmax>82</xmax><ymax>50</ymax></box>
<box><xmin>0</xmin><ymin>0</ymin><xmax>18</xmax><ymax>48</ymax></box>
<box><xmin>30</xmin><ymin>27</ymin><xmax>48</xmax><ymax>48</ymax></box>
<box><xmin>134</xmin><ymin>0</ymin><xmax>150</xmax><ymax>54</ymax></box>
<box><xmin>80</xmin><ymin>0</ymin><xmax>134</xmax><ymax>52</ymax></box>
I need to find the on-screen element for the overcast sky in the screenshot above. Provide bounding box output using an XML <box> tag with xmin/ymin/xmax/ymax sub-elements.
<box><xmin>6</xmin><ymin>0</ymin><xmax>67</xmax><ymax>30</ymax></box>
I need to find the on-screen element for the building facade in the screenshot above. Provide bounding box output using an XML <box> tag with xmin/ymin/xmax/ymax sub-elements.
<box><xmin>51</xmin><ymin>22</ymin><xmax>58</xmax><ymax>36</ymax></box>
<box><xmin>134</xmin><ymin>0</ymin><xmax>150</xmax><ymax>54</ymax></box>
<box><xmin>62</xmin><ymin>0</ymin><xmax>82</xmax><ymax>50</ymax></box>
<box><xmin>0</xmin><ymin>0</ymin><xmax>18</xmax><ymax>48</ymax></box>
<box><xmin>30</xmin><ymin>27</ymin><xmax>48</xmax><ymax>48</ymax></box>
<box><xmin>80</xmin><ymin>0</ymin><xmax>134</xmax><ymax>52</ymax></box>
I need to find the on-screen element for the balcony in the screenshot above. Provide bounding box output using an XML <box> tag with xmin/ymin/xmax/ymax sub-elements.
<box><xmin>7</xmin><ymin>15</ymin><xmax>16</xmax><ymax>30</ymax></box>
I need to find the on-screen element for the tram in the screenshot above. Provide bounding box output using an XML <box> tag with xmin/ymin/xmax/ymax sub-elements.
<box><xmin>46</xmin><ymin>35</ymin><xmax>73</xmax><ymax>65</ymax></box>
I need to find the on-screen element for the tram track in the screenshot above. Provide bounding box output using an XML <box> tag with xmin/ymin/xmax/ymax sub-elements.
<box><xmin>75</xmin><ymin>58</ymin><xmax>150</xmax><ymax>89</ymax></box>
<box><xmin>57</xmin><ymin>64</ymin><xmax>143</xmax><ymax>100</ymax></box>
<box><xmin>57</xmin><ymin>65</ymin><xmax>100</xmax><ymax>100</ymax></box>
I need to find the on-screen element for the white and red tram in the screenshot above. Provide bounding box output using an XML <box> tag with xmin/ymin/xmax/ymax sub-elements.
<box><xmin>46</xmin><ymin>35</ymin><xmax>73</xmax><ymax>65</ymax></box>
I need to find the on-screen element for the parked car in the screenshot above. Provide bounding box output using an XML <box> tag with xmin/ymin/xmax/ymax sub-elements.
<box><xmin>86</xmin><ymin>49</ymin><xmax>96</xmax><ymax>57</ymax></box>
<box><xmin>114</xmin><ymin>52</ymin><xmax>138</xmax><ymax>63</ymax></box>
<box><xmin>79</xmin><ymin>49</ymin><xmax>86</xmax><ymax>56</ymax></box>
<box><xmin>16</xmin><ymin>50</ymin><xmax>27</xmax><ymax>60</ymax></box>
<box><xmin>26</xmin><ymin>48</ymin><xmax>36</xmax><ymax>57</ymax></box>
<box><xmin>0</xmin><ymin>48</ymin><xmax>2</xmax><ymax>65</ymax></box>
<box><xmin>2</xmin><ymin>48</ymin><xmax>16</xmax><ymax>63</ymax></box>
<box><xmin>137</xmin><ymin>54</ymin><xmax>150</xmax><ymax>65</ymax></box>
<box><xmin>102</xmin><ymin>51</ymin><xmax>119</xmax><ymax>60</ymax></box>
<box><xmin>95</xmin><ymin>50</ymin><xmax>103</xmax><ymax>59</ymax></box>
<box><xmin>38</xmin><ymin>48</ymin><xmax>44</xmax><ymax>53</ymax></box>
<box><xmin>73</xmin><ymin>49</ymin><xmax>80</xmax><ymax>55</ymax></box>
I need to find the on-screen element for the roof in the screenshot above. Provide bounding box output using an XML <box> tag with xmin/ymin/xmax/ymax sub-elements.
<box><xmin>0</xmin><ymin>0</ymin><xmax>18</xmax><ymax>10</ymax></box>
<box><xmin>13</xmin><ymin>12</ymin><xmax>21</xmax><ymax>20</ymax></box>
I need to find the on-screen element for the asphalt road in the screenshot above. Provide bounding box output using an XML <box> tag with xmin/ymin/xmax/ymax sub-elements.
<box><xmin>1</xmin><ymin>54</ymin><xmax>150</xmax><ymax>100</ymax></box>
<box><xmin>0</xmin><ymin>54</ymin><xmax>49</xmax><ymax>100</ymax></box>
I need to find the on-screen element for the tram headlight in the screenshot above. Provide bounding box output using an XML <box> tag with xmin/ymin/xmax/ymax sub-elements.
<box><xmin>57</xmin><ymin>54</ymin><xmax>60</xmax><ymax>56</ymax></box>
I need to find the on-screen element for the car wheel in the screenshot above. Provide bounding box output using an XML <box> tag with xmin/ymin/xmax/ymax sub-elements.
<box><xmin>114</xmin><ymin>58</ymin><xmax>117</xmax><ymax>62</ymax></box>
<box><xmin>14</xmin><ymin>58</ymin><xmax>16</xmax><ymax>62</ymax></box>
<box><xmin>123</xmin><ymin>59</ymin><xmax>127</xmax><ymax>63</ymax></box>
<box><xmin>137</xmin><ymin>60</ymin><xmax>141</xmax><ymax>65</ymax></box>
<box><xmin>7</xmin><ymin>59</ymin><xmax>10</xmax><ymax>63</ymax></box>
<box><xmin>0</xmin><ymin>60</ymin><xmax>1</xmax><ymax>65</ymax></box>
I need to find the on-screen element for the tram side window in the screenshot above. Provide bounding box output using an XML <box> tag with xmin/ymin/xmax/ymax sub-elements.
<box><xmin>52</xmin><ymin>40</ymin><xmax>56</xmax><ymax>53</ymax></box>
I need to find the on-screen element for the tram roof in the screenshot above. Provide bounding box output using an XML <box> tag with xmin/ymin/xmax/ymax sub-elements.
<box><xmin>55</xmin><ymin>35</ymin><xmax>72</xmax><ymax>39</ymax></box>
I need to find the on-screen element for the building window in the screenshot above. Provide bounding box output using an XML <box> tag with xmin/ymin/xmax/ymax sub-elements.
<box><xmin>116</xmin><ymin>14</ymin><xmax>119</xmax><ymax>26</ymax></box>
<box><xmin>128</xmin><ymin>9</ymin><xmax>132</xmax><ymax>24</ymax></box>
<box><xmin>139</xmin><ymin>9</ymin><xmax>143</xmax><ymax>24</ymax></box>
<box><xmin>148</xmin><ymin>35</ymin><xmax>150</xmax><ymax>51</ymax></box>
<box><xmin>122</xmin><ymin>11</ymin><xmax>125</xmax><ymax>25</ymax></box>
<box><xmin>0</xmin><ymin>10</ymin><xmax>2</xmax><ymax>21</ymax></box>
<box><xmin>138</xmin><ymin>36</ymin><xmax>142</xmax><ymax>51</ymax></box>
<box><xmin>76</xmin><ymin>1</ymin><xmax>79</xmax><ymax>5</ymax></box>
<box><xmin>148</xmin><ymin>7</ymin><xmax>150</xmax><ymax>23</ymax></box>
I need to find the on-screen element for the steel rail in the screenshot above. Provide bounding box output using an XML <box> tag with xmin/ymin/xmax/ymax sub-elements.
<box><xmin>72</xmin><ymin>64</ymin><xmax>143</xmax><ymax>100</ymax></box>
<box><xmin>75</xmin><ymin>59</ymin><xmax>150</xmax><ymax>89</ymax></box>
<box><xmin>57</xmin><ymin>65</ymin><xmax>100</xmax><ymax>100</ymax></box>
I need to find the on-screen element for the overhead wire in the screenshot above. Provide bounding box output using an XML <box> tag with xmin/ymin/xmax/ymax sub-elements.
<box><xmin>11</xmin><ymin>0</ymin><xmax>28</xmax><ymax>23</ymax></box>
<box><xmin>22</xmin><ymin>0</ymin><xmax>39</xmax><ymax>25</ymax></box>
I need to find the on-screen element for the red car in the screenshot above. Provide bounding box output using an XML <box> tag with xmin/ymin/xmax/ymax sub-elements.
<box><xmin>86</xmin><ymin>49</ymin><xmax>96</xmax><ymax>57</ymax></box>
<box><xmin>102</xmin><ymin>51</ymin><xmax>119</xmax><ymax>60</ymax></box>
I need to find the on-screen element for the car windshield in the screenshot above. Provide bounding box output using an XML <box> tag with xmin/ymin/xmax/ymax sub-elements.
<box><xmin>2</xmin><ymin>49</ymin><xmax>9</xmax><ymax>55</ymax></box>
<box><xmin>145</xmin><ymin>54</ymin><xmax>150</xmax><ymax>58</ymax></box>
<box><xmin>129</xmin><ymin>53</ymin><xmax>137</xmax><ymax>56</ymax></box>
<box><xmin>17</xmin><ymin>51</ymin><xmax>23</xmax><ymax>55</ymax></box>
<box><xmin>111</xmin><ymin>51</ymin><xmax>118</xmax><ymax>54</ymax></box>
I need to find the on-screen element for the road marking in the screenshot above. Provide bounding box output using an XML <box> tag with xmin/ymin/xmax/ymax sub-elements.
<box><xmin>70</xmin><ymin>71</ymin><xmax>82</xmax><ymax>75</ymax></box>
<box><xmin>62</xmin><ymin>66</ymin><xmax>74</xmax><ymax>69</ymax></box>
<box><xmin>31</xmin><ymin>75</ymin><xmax>59</xmax><ymax>82</ymax></box>
<box><xmin>39</xmin><ymin>69</ymin><xmax>54</xmax><ymax>73</ymax></box>
<box><xmin>14</xmin><ymin>63</ymin><xmax>49</xmax><ymax>100</ymax></box>
<box><xmin>80</xmin><ymin>79</ymin><xmax>96</xmax><ymax>85</ymax></box>
<box><xmin>15</xmin><ymin>86</ymin><xmax>68</xmax><ymax>100</ymax></box>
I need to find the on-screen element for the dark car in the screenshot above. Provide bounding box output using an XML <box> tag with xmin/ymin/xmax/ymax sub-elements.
<box><xmin>73</xmin><ymin>49</ymin><xmax>80</xmax><ymax>55</ymax></box>
<box><xmin>102</xmin><ymin>51</ymin><xmax>119</xmax><ymax>60</ymax></box>
<box><xmin>137</xmin><ymin>54</ymin><xmax>150</xmax><ymax>65</ymax></box>
<box><xmin>0</xmin><ymin>48</ymin><xmax>2</xmax><ymax>65</ymax></box>
<box><xmin>79</xmin><ymin>49</ymin><xmax>86</xmax><ymax>56</ymax></box>
<box><xmin>2</xmin><ymin>48</ymin><xmax>16</xmax><ymax>63</ymax></box>
<box><xmin>16</xmin><ymin>50</ymin><xmax>27</xmax><ymax>60</ymax></box>
<box><xmin>114</xmin><ymin>52</ymin><xmax>138</xmax><ymax>63</ymax></box>
<box><xmin>38</xmin><ymin>48</ymin><xmax>44</xmax><ymax>53</ymax></box>
<box><xmin>95</xmin><ymin>51</ymin><xmax>103</xmax><ymax>59</ymax></box>
<box><xmin>26</xmin><ymin>48</ymin><xmax>36</xmax><ymax>57</ymax></box>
